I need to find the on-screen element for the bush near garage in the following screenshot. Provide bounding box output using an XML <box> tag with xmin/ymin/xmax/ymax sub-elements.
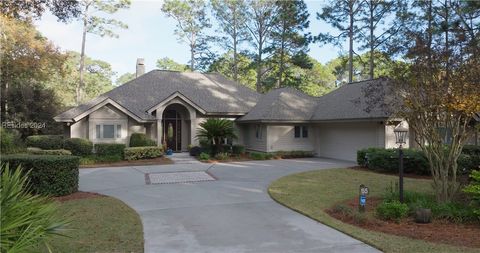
<box><xmin>274</xmin><ymin>150</ymin><xmax>314</xmax><ymax>159</ymax></box>
<box><xmin>249</xmin><ymin>152</ymin><xmax>273</xmax><ymax>160</ymax></box>
<box><xmin>0</xmin><ymin>155</ymin><xmax>80</xmax><ymax>196</ymax></box>
<box><xmin>95</xmin><ymin>143</ymin><xmax>125</xmax><ymax>157</ymax></box>
<box><xmin>232</xmin><ymin>145</ymin><xmax>245</xmax><ymax>155</ymax></box>
<box><xmin>124</xmin><ymin>146</ymin><xmax>163</xmax><ymax>161</ymax></box>
<box><xmin>356</xmin><ymin>147</ymin><xmax>479</xmax><ymax>175</ymax></box>
<box><xmin>25</xmin><ymin>135</ymin><xmax>64</xmax><ymax>150</ymax></box>
<box><xmin>129</xmin><ymin>133</ymin><xmax>156</xmax><ymax>147</ymax></box>
<box><xmin>63</xmin><ymin>138</ymin><xmax>93</xmax><ymax>156</ymax></box>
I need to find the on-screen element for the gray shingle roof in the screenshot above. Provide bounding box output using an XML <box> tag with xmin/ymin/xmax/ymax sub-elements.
<box><xmin>311</xmin><ymin>78</ymin><xmax>394</xmax><ymax>121</ymax></box>
<box><xmin>55</xmin><ymin>73</ymin><xmax>394</xmax><ymax>123</ymax></box>
<box><xmin>237</xmin><ymin>87</ymin><xmax>319</xmax><ymax>122</ymax></box>
<box><xmin>237</xmin><ymin>78</ymin><xmax>394</xmax><ymax>122</ymax></box>
<box><xmin>55</xmin><ymin>70</ymin><xmax>261</xmax><ymax>121</ymax></box>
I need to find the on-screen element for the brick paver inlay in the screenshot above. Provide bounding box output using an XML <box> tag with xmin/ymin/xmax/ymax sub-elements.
<box><xmin>147</xmin><ymin>171</ymin><xmax>216</xmax><ymax>185</ymax></box>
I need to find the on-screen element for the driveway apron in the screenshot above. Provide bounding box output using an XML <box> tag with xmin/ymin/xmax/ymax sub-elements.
<box><xmin>79</xmin><ymin>158</ymin><xmax>380</xmax><ymax>253</ymax></box>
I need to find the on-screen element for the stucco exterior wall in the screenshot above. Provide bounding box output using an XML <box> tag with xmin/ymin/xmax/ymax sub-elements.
<box><xmin>314</xmin><ymin>122</ymin><xmax>386</xmax><ymax>161</ymax></box>
<box><xmin>243</xmin><ymin>124</ymin><xmax>267</xmax><ymax>152</ymax></box>
<box><xmin>70</xmin><ymin>117</ymin><xmax>88</xmax><ymax>139</ymax></box>
<box><xmin>266</xmin><ymin>125</ymin><xmax>315</xmax><ymax>152</ymax></box>
<box><xmin>88</xmin><ymin>105</ymin><xmax>128</xmax><ymax>144</ymax></box>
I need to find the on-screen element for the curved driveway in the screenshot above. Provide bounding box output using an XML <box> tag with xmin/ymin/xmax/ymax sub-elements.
<box><xmin>79</xmin><ymin>158</ymin><xmax>380</xmax><ymax>253</ymax></box>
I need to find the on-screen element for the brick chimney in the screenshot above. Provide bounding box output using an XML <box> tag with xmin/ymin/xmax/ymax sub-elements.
<box><xmin>136</xmin><ymin>58</ymin><xmax>145</xmax><ymax>77</ymax></box>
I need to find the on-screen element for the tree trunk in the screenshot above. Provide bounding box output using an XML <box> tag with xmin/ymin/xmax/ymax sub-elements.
<box><xmin>348</xmin><ymin>0</ymin><xmax>354</xmax><ymax>83</ymax></box>
<box><xmin>78</xmin><ymin>5</ymin><xmax>89</xmax><ymax>105</ymax></box>
<box><xmin>256</xmin><ymin>41</ymin><xmax>262</xmax><ymax>92</ymax></box>
<box><xmin>232</xmin><ymin>6</ymin><xmax>238</xmax><ymax>81</ymax></box>
<box><xmin>369</xmin><ymin>1</ymin><xmax>374</xmax><ymax>79</ymax></box>
<box><xmin>190</xmin><ymin>31</ymin><xmax>196</xmax><ymax>71</ymax></box>
<box><xmin>278</xmin><ymin>20</ymin><xmax>286</xmax><ymax>88</ymax></box>
<box><xmin>1</xmin><ymin>80</ymin><xmax>8</xmax><ymax>120</ymax></box>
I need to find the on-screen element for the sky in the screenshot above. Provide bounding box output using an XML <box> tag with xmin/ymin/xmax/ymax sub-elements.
<box><xmin>34</xmin><ymin>0</ymin><xmax>346</xmax><ymax>80</ymax></box>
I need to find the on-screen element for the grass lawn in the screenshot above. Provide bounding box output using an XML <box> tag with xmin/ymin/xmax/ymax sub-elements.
<box><xmin>268</xmin><ymin>168</ymin><xmax>480</xmax><ymax>253</ymax></box>
<box><xmin>33</xmin><ymin>195</ymin><xmax>143</xmax><ymax>253</ymax></box>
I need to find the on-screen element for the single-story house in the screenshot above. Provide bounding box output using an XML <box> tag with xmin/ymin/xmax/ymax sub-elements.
<box><xmin>55</xmin><ymin>60</ymin><xmax>411</xmax><ymax>161</ymax></box>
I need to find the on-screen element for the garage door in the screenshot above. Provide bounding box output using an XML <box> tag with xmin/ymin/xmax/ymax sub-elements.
<box><xmin>315</xmin><ymin>122</ymin><xmax>384</xmax><ymax>161</ymax></box>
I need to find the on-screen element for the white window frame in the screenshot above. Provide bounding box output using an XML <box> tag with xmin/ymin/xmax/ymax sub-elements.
<box><xmin>294</xmin><ymin>126</ymin><xmax>308</xmax><ymax>139</ymax></box>
<box><xmin>90</xmin><ymin>119</ymin><xmax>127</xmax><ymax>143</ymax></box>
<box><xmin>95</xmin><ymin>124</ymin><xmax>122</xmax><ymax>140</ymax></box>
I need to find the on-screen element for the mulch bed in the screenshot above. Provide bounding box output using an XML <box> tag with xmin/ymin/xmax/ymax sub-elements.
<box><xmin>80</xmin><ymin>157</ymin><xmax>173</xmax><ymax>168</ymax></box>
<box><xmin>326</xmin><ymin>197</ymin><xmax>480</xmax><ymax>248</ymax></box>
<box><xmin>53</xmin><ymin>191</ymin><xmax>105</xmax><ymax>202</ymax></box>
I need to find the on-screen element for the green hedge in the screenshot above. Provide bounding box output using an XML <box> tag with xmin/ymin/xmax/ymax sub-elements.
<box><xmin>124</xmin><ymin>146</ymin><xmax>163</xmax><ymax>161</ymax></box>
<box><xmin>274</xmin><ymin>150</ymin><xmax>314</xmax><ymax>159</ymax></box>
<box><xmin>232</xmin><ymin>145</ymin><xmax>245</xmax><ymax>155</ymax></box>
<box><xmin>249</xmin><ymin>152</ymin><xmax>273</xmax><ymax>160</ymax></box>
<box><xmin>357</xmin><ymin>147</ymin><xmax>385</xmax><ymax>167</ymax></box>
<box><xmin>129</xmin><ymin>133</ymin><xmax>156</xmax><ymax>147</ymax></box>
<box><xmin>95</xmin><ymin>143</ymin><xmax>125</xmax><ymax>157</ymax></box>
<box><xmin>0</xmin><ymin>155</ymin><xmax>80</xmax><ymax>196</ymax></box>
<box><xmin>63</xmin><ymin>138</ymin><xmax>93</xmax><ymax>156</ymax></box>
<box><xmin>27</xmin><ymin>148</ymin><xmax>72</xmax><ymax>155</ymax></box>
<box><xmin>358</xmin><ymin>146</ymin><xmax>479</xmax><ymax>175</ymax></box>
<box><xmin>363</xmin><ymin>148</ymin><xmax>430</xmax><ymax>175</ymax></box>
<box><xmin>26</xmin><ymin>135</ymin><xmax>64</xmax><ymax>150</ymax></box>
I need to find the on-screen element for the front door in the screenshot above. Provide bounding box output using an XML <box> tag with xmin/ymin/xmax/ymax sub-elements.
<box><xmin>163</xmin><ymin>110</ymin><xmax>182</xmax><ymax>151</ymax></box>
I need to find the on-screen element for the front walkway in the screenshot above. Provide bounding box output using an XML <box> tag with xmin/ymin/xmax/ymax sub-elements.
<box><xmin>79</xmin><ymin>158</ymin><xmax>380</xmax><ymax>253</ymax></box>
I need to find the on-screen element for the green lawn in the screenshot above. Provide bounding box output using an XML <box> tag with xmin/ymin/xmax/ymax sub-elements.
<box><xmin>33</xmin><ymin>196</ymin><xmax>143</xmax><ymax>253</ymax></box>
<box><xmin>268</xmin><ymin>168</ymin><xmax>480</xmax><ymax>253</ymax></box>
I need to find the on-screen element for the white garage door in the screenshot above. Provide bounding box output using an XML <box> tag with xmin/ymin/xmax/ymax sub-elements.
<box><xmin>315</xmin><ymin>122</ymin><xmax>385</xmax><ymax>161</ymax></box>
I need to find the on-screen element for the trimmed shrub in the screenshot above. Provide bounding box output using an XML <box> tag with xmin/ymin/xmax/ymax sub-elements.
<box><xmin>27</xmin><ymin>148</ymin><xmax>71</xmax><ymax>155</ymax></box>
<box><xmin>189</xmin><ymin>146</ymin><xmax>202</xmax><ymax>156</ymax></box>
<box><xmin>222</xmin><ymin>144</ymin><xmax>232</xmax><ymax>154</ymax></box>
<box><xmin>274</xmin><ymin>150</ymin><xmax>314</xmax><ymax>159</ymax></box>
<box><xmin>462</xmin><ymin>145</ymin><xmax>480</xmax><ymax>156</ymax></box>
<box><xmin>360</xmin><ymin>146</ymin><xmax>478</xmax><ymax>175</ymax></box>
<box><xmin>364</xmin><ymin>148</ymin><xmax>429</xmax><ymax>174</ymax></box>
<box><xmin>232</xmin><ymin>145</ymin><xmax>245</xmax><ymax>155</ymax></box>
<box><xmin>0</xmin><ymin>155</ymin><xmax>80</xmax><ymax>196</ymax></box>
<box><xmin>199</xmin><ymin>152</ymin><xmax>210</xmax><ymax>161</ymax></box>
<box><xmin>25</xmin><ymin>135</ymin><xmax>64</xmax><ymax>150</ymax></box>
<box><xmin>367</xmin><ymin>149</ymin><xmax>397</xmax><ymax>172</ymax></box>
<box><xmin>215</xmin><ymin>152</ymin><xmax>230</xmax><ymax>160</ymax></box>
<box><xmin>376</xmin><ymin>201</ymin><xmax>409</xmax><ymax>221</ymax></box>
<box><xmin>63</xmin><ymin>138</ymin><xmax>93</xmax><ymax>156</ymax></box>
<box><xmin>463</xmin><ymin>170</ymin><xmax>480</xmax><ymax>218</ymax></box>
<box><xmin>249</xmin><ymin>152</ymin><xmax>272</xmax><ymax>160</ymax></box>
<box><xmin>357</xmin><ymin>147</ymin><xmax>385</xmax><ymax>167</ymax></box>
<box><xmin>129</xmin><ymin>133</ymin><xmax>156</xmax><ymax>147</ymax></box>
<box><xmin>124</xmin><ymin>146</ymin><xmax>163</xmax><ymax>161</ymax></box>
<box><xmin>95</xmin><ymin>143</ymin><xmax>125</xmax><ymax>157</ymax></box>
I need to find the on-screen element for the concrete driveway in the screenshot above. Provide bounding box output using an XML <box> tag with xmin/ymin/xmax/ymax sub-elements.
<box><xmin>80</xmin><ymin>157</ymin><xmax>380</xmax><ymax>253</ymax></box>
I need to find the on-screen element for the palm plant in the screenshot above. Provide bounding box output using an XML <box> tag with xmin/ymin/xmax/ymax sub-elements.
<box><xmin>0</xmin><ymin>163</ymin><xmax>68</xmax><ymax>253</ymax></box>
<box><xmin>196</xmin><ymin>119</ymin><xmax>237</xmax><ymax>154</ymax></box>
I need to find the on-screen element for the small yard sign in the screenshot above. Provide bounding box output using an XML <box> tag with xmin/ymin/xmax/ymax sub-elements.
<box><xmin>359</xmin><ymin>184</ymin><xmax>369</xmax><ymax>213</ymax></box>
